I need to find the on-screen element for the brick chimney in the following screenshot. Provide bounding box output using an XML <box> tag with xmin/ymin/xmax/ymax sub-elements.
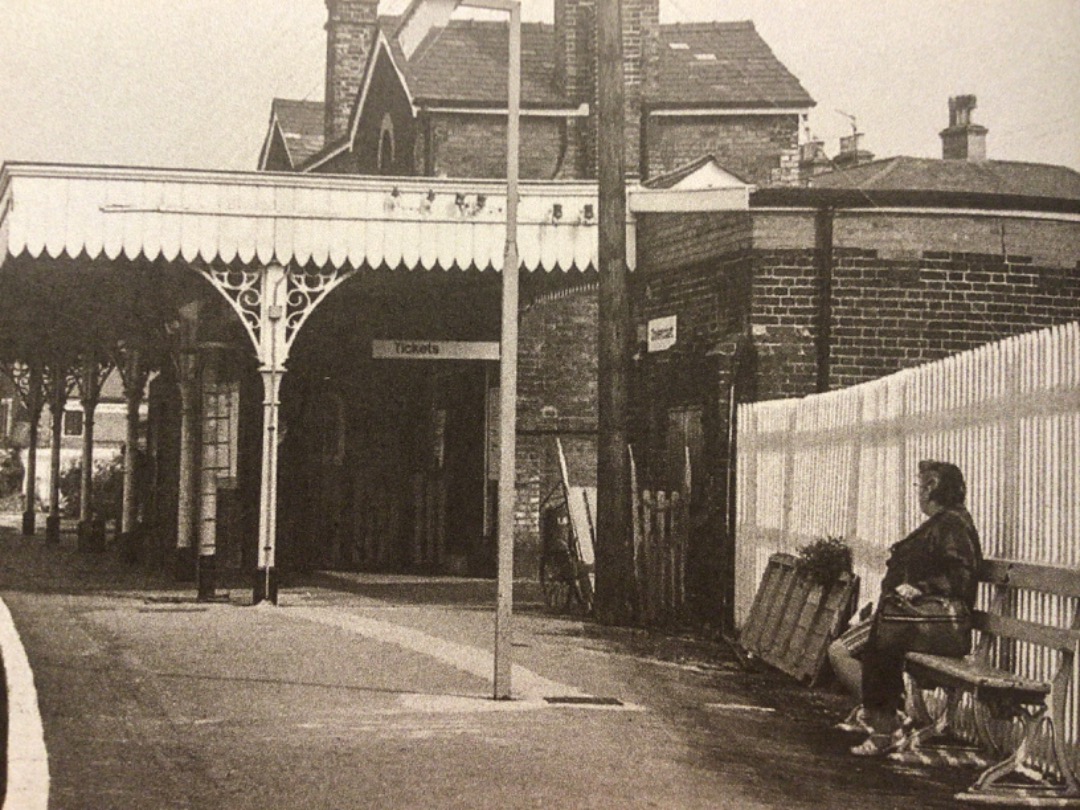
<box><xmin>555</xmin><ymin>0</ymin><xmax>658</xmax><ymax>178</ymax></box>
<box><xmin>798</xmin><ymin>138</ymin><xmax>831</xmax><ymax>182</ymax></box>
<box><xmin>832</xmin><ymin>131</ymin><xmax>873</xmax><ymax>169</ymax></box>
<box><xmin>554</xmin><ymin>0</ymin><xmax>596</xmax><ymax>101</ymax></box>
<box><xmin>325</xmin><ymin>0</ymin><xmax>379</xmax><ymax>145</ymax></box>
<box><xmin>940</xmin><ymin>95</ymin><xmax>987</xmax><ymax>161</ymax></box>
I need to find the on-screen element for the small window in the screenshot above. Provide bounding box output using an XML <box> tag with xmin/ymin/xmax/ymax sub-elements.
<box><xmin>377</xmin><ymin>113</ymin><xmax>396</xmax><ymax>174</ymax></box>
<box><xmin>63</xmin><ymin>410</ymin><xmax>84</xmax><ymax>437</ymax></box>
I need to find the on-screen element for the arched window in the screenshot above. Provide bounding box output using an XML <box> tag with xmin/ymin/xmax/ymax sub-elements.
<box><xmin>377</xmin><ymin>113</ymin><xmax>395</xmax><ymax>174</ymax></box>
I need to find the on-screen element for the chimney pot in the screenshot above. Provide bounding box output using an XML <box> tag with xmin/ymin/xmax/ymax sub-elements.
<box><xmin>941</xmin><ymin>95</ymin><xmax>987</xmax><ymax>161</ymax></box>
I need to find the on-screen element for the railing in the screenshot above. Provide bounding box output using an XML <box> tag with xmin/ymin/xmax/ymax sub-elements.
<box><xmin>632</xmin><ymin>488</ymin><xmax>687</xmax><ymax>625</ymax></box>
<box><xmin>734</xmin><ymin>321</ymin><xmax>1080</xmax><ymax>767</ymax></box>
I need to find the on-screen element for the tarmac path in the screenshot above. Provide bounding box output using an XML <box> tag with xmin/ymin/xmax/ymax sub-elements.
<box><xmin>0</xmin><ymin>527</ymin><xmax>974</xmax><ymax>809</ymax></box>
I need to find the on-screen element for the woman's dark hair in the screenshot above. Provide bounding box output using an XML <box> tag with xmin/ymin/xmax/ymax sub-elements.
<box><xmin>918</xmin><ymin>460</ymin><xmax>966</xmax><ymax>507</ymax></box>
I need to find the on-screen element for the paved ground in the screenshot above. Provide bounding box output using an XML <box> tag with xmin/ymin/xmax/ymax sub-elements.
<box><xmin>0</xmin><ymin>523</ymin><xmax>977</xmax><ymax>809</ymax></box>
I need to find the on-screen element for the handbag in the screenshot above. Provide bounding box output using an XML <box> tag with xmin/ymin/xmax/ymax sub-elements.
<box><xmin>871</xmin><ymin>592</ymin><xmax>972</xmax><ymax>657</ymax></box>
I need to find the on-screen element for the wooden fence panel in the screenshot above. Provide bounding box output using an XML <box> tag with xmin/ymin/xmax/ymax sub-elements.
<box><xmin>735</xmin><ymin>321</ymin><xmax>1080</xmax><ymax>768</ymax></box>
<box><xmin>632</xmin><ymin>487</ymin><xmax>688</xmax><ymax>626</ymax></box>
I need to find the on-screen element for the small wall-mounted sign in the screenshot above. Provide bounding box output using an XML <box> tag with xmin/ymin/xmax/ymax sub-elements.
<box><xmin>647</xmin><ymin>315</ymin><xmax>677</xmax><ymax>353</ymax></box>
<box><xmin>372</xmin><ymin>340</ymin><xmax>500</xmax><ymax>361</ymax></box>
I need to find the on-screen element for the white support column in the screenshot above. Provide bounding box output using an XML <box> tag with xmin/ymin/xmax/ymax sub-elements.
<box><xmin>197</xmin><ymin>262</ymin><xmax>356</xmax><ymax>605</ymax></box>
<box><xmin>254</xmin><ymin>263</ymin><xmax>289</xmax><ymax>604</ymax></box>
<box><xmin>256</xmin><ymin>366</ymin><xmax>283</xmax><ymax>602</ymax></box>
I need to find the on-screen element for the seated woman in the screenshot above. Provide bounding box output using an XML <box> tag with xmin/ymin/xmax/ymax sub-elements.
<box><xmin>827</xmin><ymin>459</ymin><xmax>983</xmax><ymax>756</ymax></box>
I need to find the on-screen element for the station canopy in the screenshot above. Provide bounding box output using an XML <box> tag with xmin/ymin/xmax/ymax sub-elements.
<box><xmin>0</xmin><ymin>163</ymin><xmax>610</xmax><ymax>274</ymax></box>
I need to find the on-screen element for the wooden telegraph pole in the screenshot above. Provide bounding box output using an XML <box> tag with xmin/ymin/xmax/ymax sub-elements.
<box><xmin>595</xmin><ymin>0</ymin><xmax>633</xmax><ymax>624</ymax></box>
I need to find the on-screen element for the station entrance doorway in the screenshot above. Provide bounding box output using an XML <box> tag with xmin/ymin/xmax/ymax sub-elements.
<box><xmin>276</xmin><ymin>269</ymin><xmax>501</xmax><ymax>577</ymax></box>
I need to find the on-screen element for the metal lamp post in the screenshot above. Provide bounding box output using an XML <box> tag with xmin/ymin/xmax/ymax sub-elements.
<box><xmin>451</xmin><ymin>0</ymin><xmax>521</xmax><ymax>699</ymax></box>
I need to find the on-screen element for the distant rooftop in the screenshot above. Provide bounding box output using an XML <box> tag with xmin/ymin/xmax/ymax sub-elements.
<box><xmin>650</xmin><ymin>22</ymin><xmax>813</xmax><ymax>108</ymax></box>
<box><xmin>810</xmin><ymin>156</ymin><xmax>1080</xmax><ymax>201</ymax></box>
<box><xmin>269</xmin><ymin>99</ymin><xmax>325</xmax><ymax>167</ymax></box>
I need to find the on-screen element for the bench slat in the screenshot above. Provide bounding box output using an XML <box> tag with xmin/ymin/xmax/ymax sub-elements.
<box><xmin>905</xmin><ymin>651</ymin><xmax>1051</xmax><ymax>698</ymax></box>
<box><xmin>973</xmin><ymin>610</ymin><xmax>1080</xmax><ymax>653</ymax></box>
<box><xmin>980</xmin><ymin>558</ymin><xmax>1080</xmax><ymax>598</ymax></box>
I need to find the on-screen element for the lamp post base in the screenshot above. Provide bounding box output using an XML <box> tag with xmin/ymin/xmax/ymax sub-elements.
<box><xmin>22</xmin><ymin>510</ymin><xmax>35</xmax><ymax>536</ymax></box>
<box><xmin>253</xmin><ymin>567</ymin><xmax>278</xmax><ymax>605</ymax></box>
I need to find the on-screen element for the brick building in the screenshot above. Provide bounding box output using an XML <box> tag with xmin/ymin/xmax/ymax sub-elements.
<box><xmin>261</xmin><ymin>0</ymin><xmax>813</xmax><ymax>184</ymax></box>
<box><xmin>631</xmin><ymin>97</ymin><xmax>1080</xmax><ymax>621</ymax></box>
<box><xmin>253</xmin><ymin>0</ymin><xmax>811</xmax><ymax>577</ymax></box>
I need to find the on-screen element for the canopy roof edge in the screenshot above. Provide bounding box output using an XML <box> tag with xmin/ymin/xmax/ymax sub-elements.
<box><xmin>0</xmin><ymin>162</ymin><xmax>610</xmax><ymax>273</ymax></box>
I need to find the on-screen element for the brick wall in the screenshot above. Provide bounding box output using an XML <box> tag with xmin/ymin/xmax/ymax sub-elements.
<box><xmin>633</xmin><ymin>211</ymin><xmax>754</xmax><ymax>479</ymax></box>
<box><xmin>515</xmin><ymin>284</ymin><xmax>599</xmax><ymax>572</ymax></box>
<box><xmin>747</xmin><ymin>240</ymin><xmax>820</xmax><ymax>401</ymax></box>
<box><xmin>751</xmin><ymin>209</ymin><xmax>1080</xmax><ymax>394</ymax></box>
<box><xmin>645</xmin><ymin>114</ymin><xmax>801</xmax><ymax>185</ymax></box>
<box><xmin>630</xmin><ymin>203</ymin><xmax>1080</xmax><ymax>620</ymax></box>
<box><xmin>429</xmin><ymin>114</ymin><xmax>582</xmax><ymax>180</ymax></box>
<box><xmin>828</xmin><ymin>212</ymin><xmax>1080</xmax><ymax>388</ymax></box>
<box><xmin>629</xmin><ymin>211</ymin><xmax>754</xmax><ymax>622</ymax></box>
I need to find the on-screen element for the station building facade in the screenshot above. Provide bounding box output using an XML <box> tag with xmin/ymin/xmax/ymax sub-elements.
<box><xmin>242</xmin><ymin>0</ymin><xmax>812</xmax><ymax>579</ymax></box>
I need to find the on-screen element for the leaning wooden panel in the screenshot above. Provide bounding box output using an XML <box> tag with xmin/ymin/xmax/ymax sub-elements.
<box><xmin>740</xmin><ymin>552</ymin><xmax>859</xmax><ymax>684</ymax></box>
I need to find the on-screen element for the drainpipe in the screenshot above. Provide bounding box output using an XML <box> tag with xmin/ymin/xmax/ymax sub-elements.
<box><xmin>814</xmin><ymin>207</ymin><xmax>834</xmax><ymax>393</ymax></box>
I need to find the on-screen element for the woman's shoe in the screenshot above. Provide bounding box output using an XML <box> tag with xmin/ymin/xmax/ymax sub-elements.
<box><xmin>834</xmin><ymin>706</ymin><xmax>872</xmax><ymax>734</ymax></box>
<box><xmin>849</xmin><ymin>733</ymin><xmax>896</xmax><ymax>757</ymax></box>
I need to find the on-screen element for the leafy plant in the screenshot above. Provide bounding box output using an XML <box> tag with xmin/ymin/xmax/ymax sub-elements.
<box><xmin>0</xmin><ymin>445</ymin><xmax>23</xmax><ymax>498</ymax></box>
<box><xmin>58</xmin><ymin>455</ymin><xmax>124</xmax><ymax>521</ymax></box>
<box><xmin>796</xmin><ymin>535</ymin><xmax>853</xmax><ymax>587</ymax></box>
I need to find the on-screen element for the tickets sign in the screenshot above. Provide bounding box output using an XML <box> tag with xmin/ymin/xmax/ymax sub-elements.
<box><xmin>372</xmin><ymin>340</ymin><xmax>500</xmax><ymax>361</ymax></box>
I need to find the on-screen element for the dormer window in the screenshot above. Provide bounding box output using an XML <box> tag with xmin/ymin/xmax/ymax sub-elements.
<box><xmin>378</xmin><ymin>113</ymin><xmax>395</xmax><ymax>174</ymax></box>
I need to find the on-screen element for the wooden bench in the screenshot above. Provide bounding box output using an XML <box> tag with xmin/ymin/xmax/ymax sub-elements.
<box><xmin>897</xmin><ymin>558</ymin><xmax>1080</xmax><ymax>806</ymax></box>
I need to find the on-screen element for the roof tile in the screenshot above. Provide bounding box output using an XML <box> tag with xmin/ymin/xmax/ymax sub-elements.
<box><xmin>811</xmin><ymin>156</ymin><xmax>1080</xmax><ymax>200</ymax></box>
<box><xmin>272</xmin><ymin>99</ymin><xmax>325</xmax><ymax>166</ymax></box>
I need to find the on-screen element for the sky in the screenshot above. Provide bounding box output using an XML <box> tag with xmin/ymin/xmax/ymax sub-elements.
<box><xmin>1</xmin><ymin>0</ymin><xmax>1077</xmax><ymax>173</ymax></box>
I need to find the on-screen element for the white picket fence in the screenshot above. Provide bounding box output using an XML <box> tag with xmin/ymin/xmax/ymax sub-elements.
<box><xmin>735</xmin><ymin>321</ymin><xmax>1080</xmax><ymax>762</ymax></box>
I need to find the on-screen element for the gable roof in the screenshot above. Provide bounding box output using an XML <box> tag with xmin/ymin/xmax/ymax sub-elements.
<box><xmin>642</xmin><ymin>154</ymin><xmax>752</xmax><ymax>189</ymax></box>
<box><xmin>265</xmin><ymin>16</ymin><xmax>814</xmax><ymax>170</ymax></box>
<box><xmin>810</xmin><ymin>156</ymin><xmax>1080</xmax><ymax>201</ymax></box>
<box><xmin>650</xmin><ymin>22</ymin><xmax>813</xmax><ymax>108</ymax></box>
<box><xmin>401</xmin><ymin>20</ymin><xmax>565</xmax><ymax>107</ymax></box>
<box><xmin>260</xmin><ymin>99</ymin><xmax>325</xmax><ymax>170</ymax></box>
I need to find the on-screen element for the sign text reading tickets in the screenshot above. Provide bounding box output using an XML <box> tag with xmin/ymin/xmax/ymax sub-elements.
<box><xmin>372</xmin><ymin>340</ymin><xmax>500</xmax><ymax>361</ymax></box>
